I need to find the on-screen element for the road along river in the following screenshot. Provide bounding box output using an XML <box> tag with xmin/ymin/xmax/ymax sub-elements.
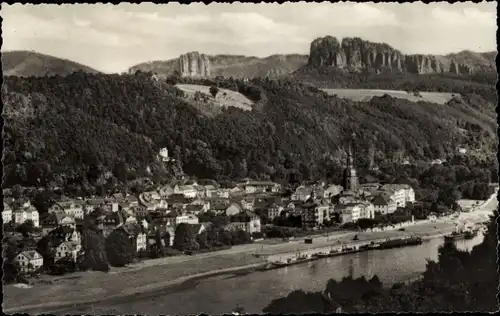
<box><xmin>6</xmin><ymin>195</ymin><xmax>497</xmax><ymax>315</ymax></box>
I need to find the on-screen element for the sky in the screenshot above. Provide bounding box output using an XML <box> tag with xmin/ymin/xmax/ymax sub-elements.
<box><xmin>1</xmin><ymin>2</ymin><xmax>497</xmax><ymax>73</ymax></box>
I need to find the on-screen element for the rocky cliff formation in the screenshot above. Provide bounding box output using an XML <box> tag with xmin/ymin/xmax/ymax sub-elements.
<box><xmin>307</xmin><ymin>36</ymin><xmax>481</xmax><ymax>75</ymax></box>
<box><xmin>130</xmin><ymin>53</ymin><xmax>308</xmax><ymax>79</ymax></box>
<box><xmin>179</xmin><ymin>52</ymin><xmax>212</xmax><ymax>77</ymax></box>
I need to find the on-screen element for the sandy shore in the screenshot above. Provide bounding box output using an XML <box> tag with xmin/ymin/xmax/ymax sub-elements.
<box><xmin>4</xmin><ymin>193</ymin><xmax>497</xmax><ymax>314</ymax></box>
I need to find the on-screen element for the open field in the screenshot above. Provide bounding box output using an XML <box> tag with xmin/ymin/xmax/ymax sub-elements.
<box><xmin>176</xmin><ymin>84</ymin><xmax>253</xmax><ymax>111</ymax></box>
<box><xmin>321</xmin><ymin>88</ymin><xmax>457</xmax><ymax>104</ymax></box>
<box><xmin>5</xmin><ymin>194</ymin><xmax>497</xmax><ymax>314</ymax></box>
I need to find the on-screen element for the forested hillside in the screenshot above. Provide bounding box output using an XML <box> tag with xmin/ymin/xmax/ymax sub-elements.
<box><xmin>2</xmin><ymin>71</ymin><xmax>496</xmax><ymax>194</ymax></box>
<box><xmin>292</xmin><ymin>68</ymin><xmax>497</xmax><ymax>105</ymax></box>
<box><xmin>2</xmin><ymin>51</ymin><xmax>100</xmax><ymax>77</ymax></box>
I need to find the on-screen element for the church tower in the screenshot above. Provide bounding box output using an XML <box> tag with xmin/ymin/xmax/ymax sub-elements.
<box><xmin>343</xmin><ymin>132</ymin><xmax>359</xmax><ymax>192</ymax></box>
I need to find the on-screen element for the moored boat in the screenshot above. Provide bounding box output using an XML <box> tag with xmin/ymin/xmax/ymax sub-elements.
<box><xmin>378</xmin><ymin>236</ymin><xmax>422</xmax><ymax>249</ymax></box>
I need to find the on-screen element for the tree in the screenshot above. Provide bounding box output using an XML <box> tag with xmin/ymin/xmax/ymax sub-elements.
<box><xmin>209</xmin><ymin>85</ymin><xmax>219</xmax><ymax>98</ymax></box>
<box><xmin>173</xmin><ymin>223</ymin><xmax>199</xmax><ymax>251</ymax></box>
<box><xmin>105</xmin><ymin>229</ymin><xmax>135</xmax><ymax>267</ymax></box>
<box><xmin>17</xmin><ymin>220</ymin><xmax>35</xmax><ymax>237</ymax></box>
<box><xmin>81</xmin><ymin>230</ymin><xmax>109</xmax><ymax>272</ymax></box>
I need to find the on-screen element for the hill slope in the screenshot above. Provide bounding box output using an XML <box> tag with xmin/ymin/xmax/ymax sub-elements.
<box><xmin>129</xmin><ymin>54</ymin><xmax>308</xmax><ymax>79</ymax></box>
<box><xmin>2</xmin><ymin>73</ymin><xmax>496</xmax><ymax>190</ymax></box>
<box><xmin>2</xmin><ymin>51</ymin><xmax>100</xmax><ymax>77</ymax></box>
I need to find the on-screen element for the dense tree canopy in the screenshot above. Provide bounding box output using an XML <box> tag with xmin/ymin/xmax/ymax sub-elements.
<box><xmin>2</xmin><ymin>72</ymin><xmax>496</xmax><ymax>197</ymax></box>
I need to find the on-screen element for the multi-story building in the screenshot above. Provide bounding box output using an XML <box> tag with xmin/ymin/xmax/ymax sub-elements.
<box><xmin>379</xmin><ymin>184</ymin><xmax>414</xmax><ymax>207</ymax></box>
<box><xmin>2</xmin><ymin>202</ymin><xmax>12</xmax><ymax>223</ymax></box>
<box><xmin>14</xmin><ymin>204</ymin><xmax>39</xmax><ymax>227</ymax></box>
<box><xmin>300</xmin><ymin>199</ymin><xmax>331</xmax><ymax>229</ymax></box>
<box><xmin>55</xmin><ymin>241</ymin><xmax>82</xmax><ymax>262</ymax></box>
<box><xmin>15</xmin><ymin>250</ymin><xmax>43</xmax><ymax>273</ymax></box>
<box><xmin>173</xmin><ymin>184</ymin><xmax>197</xmax><ymax>199</ymax></box>
<box><xmin>371</xmin><ymin>194</ymin><xmax>397</xmax><ymax>215</ymax></box>
<box><xmin>49</xmin><ymin>200</ymin><xmax>85</xmax><ymax>219</ymax></box>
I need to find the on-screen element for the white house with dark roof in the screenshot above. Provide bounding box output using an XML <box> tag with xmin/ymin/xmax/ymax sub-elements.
<box><xmin>15</xmin><ymin>250</ymin><xmax>43</xmax><ymax>273</ymax></box>
<box><xmin>240</xmin><ymin>180</ymin><xmax>281</xmax><ymax>194</ymax></box>
<box><xmin>173</xmin><ymin>184</ymin><xmax>197</xmax><ymax>198</ymax></box>
<box><xmin>14</xmin><ymin>204</ymin><xmax>39</xmax><ymax>227</ymax></box>
<box><xmin>2</xmin><ymin>202</ymin><xmax>12</xmax><ymax>223</ymax></box>
<box><xmin>371</xmin><ymin>194</ymin><xmax>397</xmax><ymax>215</ymax></box>
<box><xmin>55</xmin><ymin>241</ymin><xmax>82</xmax><ymax>262</ymax></box>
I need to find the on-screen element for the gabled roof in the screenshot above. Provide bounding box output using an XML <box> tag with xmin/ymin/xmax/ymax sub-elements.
<box><xmin>19</xmin><ymin>250</ymin><xmax>40</xmax><ymax>261</ymax></box>
<box><xmin>58</xmin><ymin>241</ymin><xmax>79</xmax><ymax>251</ymax></box>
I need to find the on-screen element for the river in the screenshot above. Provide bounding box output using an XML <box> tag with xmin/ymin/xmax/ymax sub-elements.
<box><xmin>69</xmin><ymin>230</ymin><xmax>486</xmax><ymax>315</ymax></box>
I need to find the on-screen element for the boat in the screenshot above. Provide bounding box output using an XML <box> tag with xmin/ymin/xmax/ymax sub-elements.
<box><xmin>444</xmin><ymin>224</ymin><xmax>477</xmax><ymax>242</ymax></box>
<box><xmin>444</xmin><ymin>230</ymin><xmax>476</xmax><ymax>242</ymax></box>
<box><xmin>378</xmin><ymin>236</ymin><xmax>423</xmax><ymax>250</ymax></box>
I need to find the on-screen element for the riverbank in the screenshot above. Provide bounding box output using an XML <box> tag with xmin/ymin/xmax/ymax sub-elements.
<box><xmin>4</xmin><ymin>193</ymin><xmax>497</xmax><ymax>314</ymax></box>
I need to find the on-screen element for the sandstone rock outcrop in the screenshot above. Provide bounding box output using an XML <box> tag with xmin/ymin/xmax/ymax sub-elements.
<box><xmin>179</xmin><ymin>52</ymin><xmax>212</xmax><ymax>77</ymax></box>
<box><xmin>307</xmin><ymin>36</ymin><xmax>481</xmax><ymax>75</ymax></box>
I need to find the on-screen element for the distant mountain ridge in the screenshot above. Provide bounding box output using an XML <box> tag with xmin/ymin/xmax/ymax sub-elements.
<box><xmin>2</xmin><ymin>50</ymin><xmax>100</xmax><ymax>77</ymax></box>
<box><xmin>129</xmin><ymin>36</ymin><xmax>496</xmax><ymax>78</ymax></box>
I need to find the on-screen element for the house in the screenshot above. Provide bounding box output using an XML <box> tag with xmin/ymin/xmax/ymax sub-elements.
<box><xmin>224</xmin><ymin>222</ymin><xmax>247</xmax><ymax>232</ymax></box>
<box><xmin>230</xmin><ymin>210</ymin><xmax>262</xmax><ymax>234</ymax></box>
<box><xmin>300</xmin><ymin>199</ymin><xmax>331</xmax><ymax>229</ymax></box>
<box><xmin>336</xmin><ymin>204</ymin><xmax>362</xmax><ymax>223</ymax></box>
<box><xmin>101</xmin><ymin>211</ymin><xmax>123</xmax><ymax>230</ymax></box>
<box><xmin>241</xmin><ymin>180</ymin><xmax>281</xmax><ymax>194</ymax></box>
<box><xmin>185</xmin><ymin>204</ymin><xmax>206</xmax><ymax>215</ymax></box>
<box><xmin>176</xmin><ymin>213</ymin><xmax>199</xmax><ymax>225</ymax></box>
<box><xmin>371</xmin><ymin>194</ymin><xmax>397</xmax><ymax>215</ymax></box>
<box><xmin>2</xmin><ymin>202</ymin><xmax>12</xmax><ymax>223</ymax></box>
<box><xmin>214</xmin><ymin>188</ymin><xmax>230</xmax><ymax>198</ymax></box>
<box><xmin>211</xmin><ymin>201</ymin><xmax>231</xmax><ymax>214</ymax></box>
<box><xmin>118</xmin><ymin>223</ymin><xmax>148</xmax><ymax>252</ymax></box>
<box><xmin>49</xmin><ymin>226</ymin><xmax>82</xmax><ymax>245</ymax></box>
<box><xmin>266</xmin><ymin>204</ymin><xmax>284</xmax><ymax>221</ymax></box>
<box><xmin>40</xmin><ymin>212</ymin><xmax>76</xmax><ymax>234</ymax></box>
<box><xmin>15</xmin><ymin>250</ymin><xmax>43</xmax><ymax>273</ymax></box>
<box><xmin>173</xmin><ymin>184</ymin><xmax>197</xmax><ymax>198</ymax></box>
<box><xmin>240</xmin><ymin>197</ymin><xmax>255</xmax><ymax>210</ymax></box>
<box><xmin>225</xmin><ymin>203</ymin><xmax>244</xmax><ymax>216</ymax></box>
<box><xmin>358</xmin><ymin>202</ymin><xmax>375</xmax><ymax>220</ymax></box>
<box><xmin>85</xmin><ymin>198</ymin><xmax>119</xmax><ymax>214</ymax></box>
<box><xmin>158</xmin><ymin>185</ymin><xmax>174</xmax><ymax>199</ymax></box>
<box><xmin>49</xmin><ymin>200</ymin><xmax>84</xmax><ymax>219</ymax></box>
<box><xmin>336</xmin><ymin>202</ymin><xmax>374</xmax><ymax>223</ymax></box>
<box><xmin>379</xmin><ymin>184</ymin><xmax>413</xmax><ymax>207</ymax></box>
<box><xmin>291</xmin><ymin>186</ymin><xmax>312</xmax><ymax>201</ymax></box>
<box><xmin>55</xmin><ymin>241</ymin><xmax>82</xmax><ymax>262</ymax></box>
<box><xmin>14</xmin><ymin>205</ymin><xmax>40</xmax><ymax>227</ymax></box>
<box><xmin>229</xmin><ymin>186</ymin><xmax>244</xmax><ymax>196</ymax></box>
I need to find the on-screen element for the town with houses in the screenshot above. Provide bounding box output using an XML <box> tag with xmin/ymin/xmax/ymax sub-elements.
<box><xmin>3</xmin><ymin>140</ymin><xmax>416</xmax><ymax>275</ymax></box>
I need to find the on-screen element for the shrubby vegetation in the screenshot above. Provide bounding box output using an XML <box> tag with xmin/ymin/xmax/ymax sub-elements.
<box><xmin>263</xmin><ymin>211</ymin><xmax>499</xmax><ymax>313</ymax></box>
<box><xmin>2</xmin><ymin>72</ymin><xmax>496</xmax><ymax>197</ymax></box>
